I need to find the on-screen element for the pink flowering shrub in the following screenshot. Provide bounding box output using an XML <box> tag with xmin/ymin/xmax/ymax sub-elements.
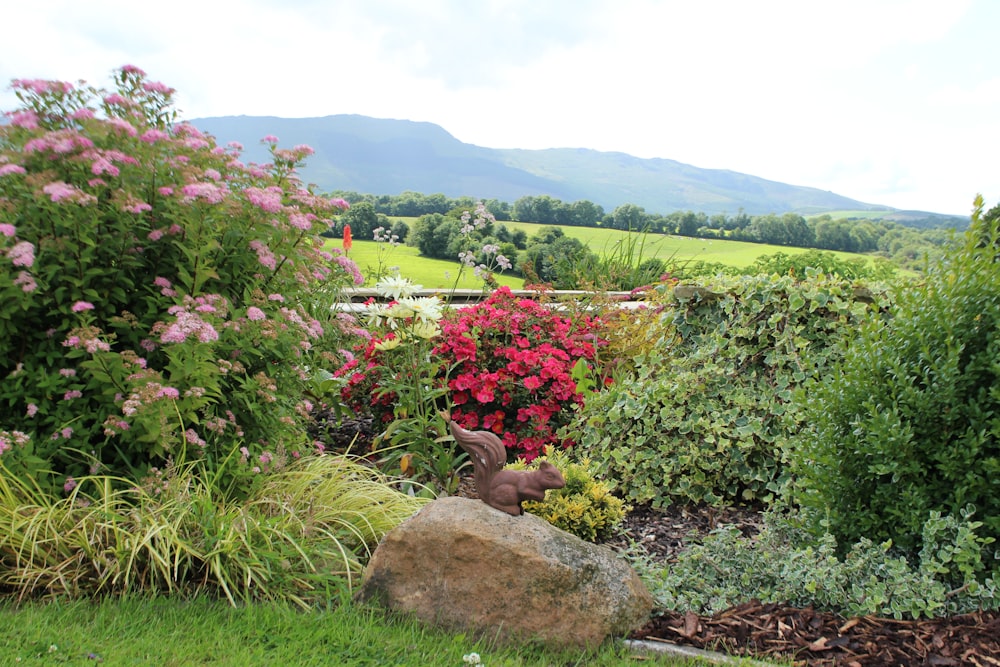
<box><xmin>0</xmin><ymin>66</ymin><xmax>360</xmax><ymax>497</ymax></box>
<box><xmin>339</xmin><ymin>287</ymin><xmax>604</xmax><ymax>461</ymax></box>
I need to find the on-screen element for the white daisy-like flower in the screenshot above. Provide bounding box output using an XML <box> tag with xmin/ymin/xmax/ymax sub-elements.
<box><xmin>411</xmin><ymin>320</ymin><xmax>441</xmax><ymax>340</ymax></box>
<box><xmin>400</xmin><ymin>296</ymin><xmax>444</xmax><ymax>323</ymax></box>
<box><xmin>387</xmin><ymin>301</ymin><xmax>416</xmax><ymax>320</ymax></box>
<box><xmin>375</xmin><ymin>275</ymin><xmax>422</xmax><ymax>300</ymax></box>
<box><xmin>363</xmin><ymin>302</ymin><xmax>392</xmax><ymax>328</ymax></box>
<box><xmin>373</xmin><ymin>335</ymin><xmax>403</xmax><ymax>351</ymax></box>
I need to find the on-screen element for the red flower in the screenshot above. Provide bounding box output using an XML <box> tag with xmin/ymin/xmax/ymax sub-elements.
<box><xmin>342</xmin><ymin>224</ymin><xmax>352</xmax><ymax>252</ymax></box>
<box><xmin>522</xmin><ymin>375</ymin><xmax>543</xmax><ymax>391</ymax></box>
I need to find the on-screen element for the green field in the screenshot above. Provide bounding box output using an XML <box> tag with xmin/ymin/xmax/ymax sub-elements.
<box><xmin>330</xmin><ymin>219</ymin><xmax>878</xmax><ymax>289</ymax></box>
<box><xmin>331</xmin><ymin>239</ymin><xmax>526</xmax><ymax>289</ymax></box>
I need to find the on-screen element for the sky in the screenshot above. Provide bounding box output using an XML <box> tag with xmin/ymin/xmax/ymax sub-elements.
<box><xmin>1</xmin><ymin>0</ymin><xmax>997</xmax><ymax>216</ymax></box>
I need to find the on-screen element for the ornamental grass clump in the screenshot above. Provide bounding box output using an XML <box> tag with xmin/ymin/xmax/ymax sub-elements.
<box><xmin>0</xmin><ymin>66</ymin><xmax>362</xmax><ymax>497</ymax></box>
<box><xmin>0</xmin><ymin>455</ymin><xmax>426</xmax><ymax>604</ymax></box>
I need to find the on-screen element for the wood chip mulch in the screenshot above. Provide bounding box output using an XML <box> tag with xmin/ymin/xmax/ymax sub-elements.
<box><xmin>618</xmin><ymin>504</ymin><xmax>1000</xmax><ymax>666</ymax></box>
<box><xmin>631</xmin><ymin>602</ymin><xmax>1000</xmax><ymax>666</ymax></box>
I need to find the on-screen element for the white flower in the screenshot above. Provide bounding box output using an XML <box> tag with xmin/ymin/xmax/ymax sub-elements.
<box><xmin>462</xmin><ymin>653</ymin><xmax>482</xmax><ymax>666</ymax></box>
<box><xmin>411</xmin><ymin>320</ymin><xmax>441</xmax><ymax>340</ymax></box>
<box><xmin>373</xmin><ymin>335</ymin><xmax>403</xmax><ymax>351</ymax></box>
<box><xmin>363</xmin><ymin>303</ymin><xmax>392</xmax><ymax>328</ymax></box>
<box><xmin>376</xmin><ymin>275</ymin><xmax>421</xmax><ymax>300</ymax></box>
<box><xmin>387</xmin><ymin>302</ymin><xmax>415</xmax><ymax>320</ymax></box>
<box><xmin>400</xmin><ymin>296</ymin><xmax>444</xmax><ymax>323</ymax></box>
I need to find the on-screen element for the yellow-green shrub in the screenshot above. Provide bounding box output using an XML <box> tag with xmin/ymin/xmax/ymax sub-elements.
<box><xmin>506</xmin><ymin>447</ymin><xmax>626</xmax><ymax>542</ymax></box>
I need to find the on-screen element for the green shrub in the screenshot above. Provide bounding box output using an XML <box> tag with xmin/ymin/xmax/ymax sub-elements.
<box><xmin>506</xmin><ymin>447</ymin><xmax>627</xmax><ymax>542</ymax></box>
<box><xmin>747</xmin><ymin>249</ymin><xmax>899</xmax><ymax>281</ymax></box>
<box><xmin>564</xmin><ymin>274</ymin><xmax>890</xmax><ymax>507</ymax></box>
<box><xmin>632</xmin><ymin>508</ymin><xmax>999</xmax><ymax>620</ymax></box>
<box><xmin>788</xmin><ymin>196</ymin><xmax>1000</xmax><ymax>553</ymax></box>
<box><xmin>0</xmin><ymin>67</ymin><xmax>361</xmax><ymax>497</ymax></box>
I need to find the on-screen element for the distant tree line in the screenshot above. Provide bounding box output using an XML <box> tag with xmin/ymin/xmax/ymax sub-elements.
<box><xmin>328</xmin><ymin>190</ymin><xmax>961</xmax><ymax>272</ymax></box>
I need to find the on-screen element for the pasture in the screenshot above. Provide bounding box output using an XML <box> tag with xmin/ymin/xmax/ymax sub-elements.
<box><xmin>332</xmin><ymin>218</ymin><xmax>879</xmax><ymax>288</ymax></box>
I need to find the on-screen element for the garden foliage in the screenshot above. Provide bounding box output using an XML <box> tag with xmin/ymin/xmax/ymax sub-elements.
<box><xmin>789</xmin><ymin>196</ymin><xmax>1000</xmax><ymax>554</ymax></box>
<box><xmin>0</xmin><ymin>67</ymin><xmax>361</xmax><ymax>496</ymax></box>
<box><xmin>339</xmin><ymin>286</ymin><xmax>603</xmax><ymax>463</ymax></box>
<box><xmin>564</xmin><ymin>274</ymin><xmax>890</xmax><ymax>507</ymax></box>
<box><xmin>635</xmin><ymin>508</ymin><xmax>999</xmax><ymax>620</ymax></box>
<box><xmin>506</xmin><ymin>446</ymin><xmax>627</xmax><ymax>542</ymax></box>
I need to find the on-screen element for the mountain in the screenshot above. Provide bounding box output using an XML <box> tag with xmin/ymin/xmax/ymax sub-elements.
<box><xmin>189</xmin><ymin>114</ymin><xmax>893</xmax><ymax>217</ymax></box>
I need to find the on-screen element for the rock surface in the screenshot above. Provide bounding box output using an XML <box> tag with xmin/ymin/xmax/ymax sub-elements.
<box><xmin>357</xmin><ymin>496</ymin><xmax>653</xmax><ymax>649</ymax></box>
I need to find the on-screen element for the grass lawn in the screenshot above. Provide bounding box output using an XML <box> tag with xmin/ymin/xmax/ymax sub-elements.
<box><xmin>330</xmin><ymin>238</ymin><xmax>526</xmax><ymax>289</ymax></box>
<box><xmin>0</xmin><ymin>594</ymin><xmax>732</xmax><ymax>666</ymax></box>
<box><xmin>493</xmin><ymin>220</ymin><xmax>869</xmax><ymax>268</ymax></box>
<box><xmin>335</xmin><ymin>219</ymin><xmax>878</xmax><ymax>289</ymax></box>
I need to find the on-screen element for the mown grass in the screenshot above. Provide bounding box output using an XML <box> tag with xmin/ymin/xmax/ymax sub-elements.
<box><xmin>334</xmin><ymin>220</ymin><xmax>878</xmax><ymax>289</ymax></box>
<box><xmin>0</xmin><ymin>594</ymin><xmax>733</xmax><ymax>666</ymax></box>
<box><xmin>334</xmin><ymin>239</ymin><xmax>526</xmax><ymax>289</ymax></box>
<box><xmin>493</xmin><ymin>220</ymin><xmax>868</xmax><ymax>268</ymax></box>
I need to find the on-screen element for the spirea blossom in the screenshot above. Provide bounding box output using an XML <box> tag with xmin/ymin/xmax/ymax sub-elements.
<box><xmin>181</xmin><ymin>182</ymin><xmax>225</xmax><ymax>204</ymax></box>
<box><xmin>42</xmin><ymin>181</ymin><xmax>79</xmax><ymax>202</ymax></box>
<box><xmin>0</xmin><ymin>164</ymin><xmax>26</xmax><ymax>177</ymax></box>
<box><xmin>249</xmin><ymin>239</ymin><xmax>277</xmax><ymax>271</ymax></box>
<box><xmin>289</xmin><ymin>212</ymin><xmax>313</xmax><ymax>230</ymax></box>
<box><xmin>7</xmin><ymin>110</ymin><xmax>39</xmax><ymax>129</ymax></box>
<box><xmin>246</xmin><ymin>307</ymin><xmax>266</xmax><ymax>321</ymax></box>
<box><xmin>140</xmin><ymin>129</ymin><xmax>170</xmax><ymax>143</ymax></box>
<box><xmin>71</xmin><ymin>301</ymin><xmax>95</xmax><ymax>312</ymax></box>
<box><xmin>245</xmin><ymin>186</ymin><xmax>284</xmax><ymax>213</ymax></box>
<box><xmin>8</xmin><ymin>241</ymin><xmax>35</xmax><ymax>267</ymax></box>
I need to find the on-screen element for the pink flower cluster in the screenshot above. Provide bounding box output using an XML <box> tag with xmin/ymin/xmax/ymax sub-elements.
<box><xmin>0</xmin><ymin>430</ymin><xmax>31</xmax><ymax>455</ymax></box>
<box><xmin>249</xmin><ymin>239</ymin><xmax>278</xmax><ymax>271</ymax></box>
<box><xmin>7</xmin><ymin>241</ymin><xmax>35</xmax><ymax>267</ymax></box>
<box><xmin>13</xmin><ymin>271</ymin><xmax>36</xmax><ymax>292</ymax></box>
<box><xmin>154</xmin><ymin>295</ymin><xmax>228</xmax><ymax>344</ymax></box>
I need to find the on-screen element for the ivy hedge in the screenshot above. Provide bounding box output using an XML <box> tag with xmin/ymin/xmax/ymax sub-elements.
<box><xmin>565</xmin><ymin>273</ymin><xmax>891</xmax><ymax>508</ymax></box>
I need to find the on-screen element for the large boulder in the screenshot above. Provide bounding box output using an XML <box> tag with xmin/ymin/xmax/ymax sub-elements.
<box><xmin>356</xmin><ymin>496</ymin><xmax>653</xmax><ymax>649</ymax></box>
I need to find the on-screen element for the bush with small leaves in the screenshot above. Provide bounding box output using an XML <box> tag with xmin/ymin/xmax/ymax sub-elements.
<box><xmin>0</xmin><ymin>66</ymin><xmax>361</xmax><ymax>497</ymax></box>
<box><xmin>564</xmin><ymin>273</ymin><xmax>890</xmax><ymax>508</ymax></box>
<box><xmin>506</xmin><ymin>446</ymin><xmax>627</xmax><ymax>542</ymax></box>
<box><xmin>631</xmin><ymin>507</ymin><xmax>998</xmax><ymax>620</ymax></box>
<box><xmin>788</xmin><ymin>196</ymin><xmax>1000</xmax><ymax>554</ymax></box>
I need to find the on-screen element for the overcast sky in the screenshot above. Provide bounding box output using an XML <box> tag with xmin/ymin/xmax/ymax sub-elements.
<box><xmin>2</xmin><ymin>0</ymin><xmax>996</xmax><ymax>215</ymax></box>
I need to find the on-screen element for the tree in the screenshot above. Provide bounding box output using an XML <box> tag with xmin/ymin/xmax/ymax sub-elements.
<box><xmin>339</xmin><ymin>201</ymin><xmax>379</xmax><ymax>241</ymax></box>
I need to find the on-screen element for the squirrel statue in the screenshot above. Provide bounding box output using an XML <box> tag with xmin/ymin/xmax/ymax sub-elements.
<box><xmin>447</xmin><ymin>416</ymin><xmax>565</xmax><ymax>516</ymax></box>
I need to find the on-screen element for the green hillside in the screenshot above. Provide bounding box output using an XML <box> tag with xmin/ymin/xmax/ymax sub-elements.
<box><xmin>189</xmin><ymin>114</ymin><xmax>909</xmax><ymax>217</ymax></box>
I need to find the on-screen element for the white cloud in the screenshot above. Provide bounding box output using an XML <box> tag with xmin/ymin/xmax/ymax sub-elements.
<box><xmin>0</xmin><ymin>0</ymin><xmax>996</xmax><ymax>214</ymax></box>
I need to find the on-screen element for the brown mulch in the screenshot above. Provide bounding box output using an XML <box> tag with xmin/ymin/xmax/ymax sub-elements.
<box><xmin>617</xmin><ymin>504</ymin><xmax>1000</xmax><ymax>666</ymax></box>
<box><xmin>633</xmin><ymin>602</ymin><xmax>1000</xmax><ymax>666</ymax></box>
